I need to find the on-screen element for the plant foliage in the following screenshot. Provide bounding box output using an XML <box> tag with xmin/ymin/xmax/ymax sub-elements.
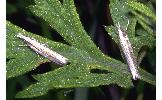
<box><xmin>6</xmin><ymin>0</ymin><xmax>155</xmax><ymax>98</ymax></box>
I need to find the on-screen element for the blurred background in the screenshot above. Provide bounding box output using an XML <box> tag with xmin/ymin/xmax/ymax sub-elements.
<box><xmin>6</xmin><ymin>0</ymin><xmax>156</xmax><ymax>100</ymax></box>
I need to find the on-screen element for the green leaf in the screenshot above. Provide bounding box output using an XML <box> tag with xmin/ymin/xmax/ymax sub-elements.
<box><xmin>131</xmin><ymin>10</ymin><xmax>152</xmax><ymax>26</ymax></box>
<box><xmin>107</xmin><ymin>0</ymin><xmax>155</xmax><ymax>56</ymax></box>
<box><xmin>109</xmin><ymin>0</ymin><xmax>130</xmax><ymax>30</ymax></box>
<box><xmin>16</xmin><ymin>82</ymin><xmax>52</xmax><ymax>98</ymax></box>
<box><xmin>16</xmin><ymin>63</ymin><xmax>132</xmax><ymax>98</ymax></box>
<box><xmin>136</xmin><ymin>17</ymin><xmax>154</xmax><ymax>34</ymax></box>
<box><xmin>7</xmin><ymin>21</ymin><xmax>98</xmax><ymax>79</ymax></box>
<box><xmin>106</xmin><ymin>0</ymin><xmax>155</xmax><ymax>85</ymax></box>
<box><xmin>7</xmin><ymin>0</ymin><xmax>155</xmax><ymax>98</ymax></box>
<box><xmin>126</xmin><ymin>1</ymin><xmax>156</xmax><ymax>21</ymax></box>
<box><xmin>7</xmin><ymin>21</ymin><xmax>48</xmax><ymax>79</ymax></box>
<box><xmin>7</xmin><ymin>20</ymin><xmax>134</xmax><ymax>98</ymax></box>
<box><xmin>28</xmin><ymin>0</ymin><xmax>102</xmax><ymax>59</ymax></box>
<box><xmin>139</xmin><ymin>69</ymin><xmax>155</xmax><ymax>85</ymax></box>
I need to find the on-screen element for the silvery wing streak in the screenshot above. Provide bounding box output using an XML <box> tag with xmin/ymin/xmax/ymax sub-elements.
<box><xmin>116</xmin><ymin>23</ymin><xmax>140</xmax><ymax>80</ymax></box>
<box><xmin>17</xmin><ymin>33</ymin><xmax>69</xmax><ymax>65</ymax></box>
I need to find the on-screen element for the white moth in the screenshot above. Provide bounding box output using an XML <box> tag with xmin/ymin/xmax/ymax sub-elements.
<box><xmin>116</xmin><ymin>22</ymin><xmax>140</xmax><ymax>80</ymax></box>
<box><xmin>17</xmin><ymin>33</ymin><xmax>69</xmax><ymax>65</ymax></box>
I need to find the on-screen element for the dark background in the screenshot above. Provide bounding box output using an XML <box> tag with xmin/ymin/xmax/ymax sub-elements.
<box><xmin>6</xmin><ymin>0</ymin><xmax>156</xmax><ymax>100</ymax></box>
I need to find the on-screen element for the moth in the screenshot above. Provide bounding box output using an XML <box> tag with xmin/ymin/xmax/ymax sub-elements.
<box><xmin>116</xmin><ymin>22</ymin><xmax>140</xmax><ymax>80</ymax></box>
<box><xmin>17</xmin><ymin>33</ymin><xmax>69</xmax><ymax>65</ymax></box>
